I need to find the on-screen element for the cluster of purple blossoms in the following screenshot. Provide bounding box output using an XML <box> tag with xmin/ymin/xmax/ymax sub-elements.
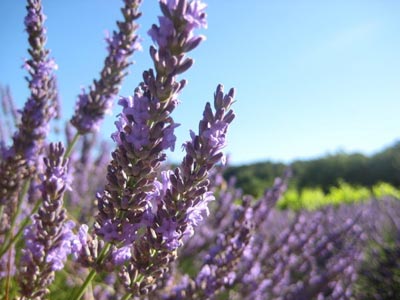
<box><xmin>12</xmin><ymin>0</ymin><xmax>58</xmax><ymax>166</ymax></box>
<box><xmin>140</xmin><ymin>169</ymin><xmax>399</xmax><ymax>300</ymax></box>
<box><xmin>70</xmin><ymin>0</ymin><xmax>142</xmax><ymax>134</ymax></box>
<box><xmin>0</xmin><ymin>0</ymin><xmax>58</xmax><ymax>234</ymax></box>
<box><xmin>88</xmin><ymin>1</ymin><xmax>237</xmax><ymax>296</ymax></box>
<box><xmin>94</xmin><ymin>0</ymin><xmax>208</xmax><ymax>247</ymax></box>
<box><xmin>18</xmin><ymin>143</ymin><xmax>76</xmax><ymax>299</ymax></box>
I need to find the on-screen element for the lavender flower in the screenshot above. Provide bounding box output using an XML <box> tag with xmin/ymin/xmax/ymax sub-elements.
<box><xmin>118</xmin><ymin>85</ymin><xmax>235</xmax><ymax>296</ymax></box>
<box><xmin>166</xmin><ymin>197</ymin><xmax>252</xmax><ymax>299</ymax></box>
<box><xmin>70</xmin><ymin>0</ymin><xmax>142</xmax><ymax>134</ymax></box>
<box><xmin>18</xmin><ymin>142</ymin><xmax>75</xmax><ymax>299</ymax></box>
<box><xmin>95</xmin><ymin>0</ymin><xmax>207</xmax><ymax>251</ymax></box>
<box><xmin>148</xmin><ymin>0</ymin><xmax>207</xmax><ymax>52</ymax></box>
<box><xmin>13</xmin><ymin>0</ymin><xmax>58</xmax><ymax>166</ymax></box>
<box><xmin>180</xmin><ymin>166</ymin><xmax>244</xmax><ymax>259</ymax></box>
<box><xmin>156</xmin><ymin>169</ymin><xmax>388</xmax><ymax>300</ymax></box>
<box><xmin>0</xmin><ymin>0</ymin><xmax>58</xmax><ymax>227</ymax></box>
<box><xmin>162</xmin><ymin>85</ymin><xmax>235</xmax><ymax>238</ymax></box>
<box><xmin>87</xmin><ymin>1</ymin><xmax>216</xmax><ymax>297</ymax></box>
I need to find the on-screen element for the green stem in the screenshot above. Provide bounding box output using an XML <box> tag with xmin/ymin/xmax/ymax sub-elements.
<box><xmin>72</xmin><ymin>269</ymin><xmax>97</xmax><ymax>300</ymax></box>
<box><xmin>11</xmin><ymin>180</ymin><xmax>30</xmax><ymax>230</ymax></box>
<box><xmin>4</xmin><ymin>245</ymin><xmax>13</xmax><ymax>300</ymax></box>
<box><xmin>71</xmin><ymin>243</ymin><xmax>111</xmax><ymax>300</ymax></box>
<box><xmin>121</xmin><ymin>293</ymin><xmax>132</xmax><ymax>300</ymax></box>
<box><xmin>0</xmin><ymin>205</ymin><xmax>4</xmax><ymax>230</ymax></box>
<box><xmin>0</xmin><ymin>179</ymin><xmax>31</xmax><ymax>257</ymax></box>
<box><xmin>65</xmin><ymin>132</ymin><xmax>80</xmax><ymax>159</ymax></box>
<box><xmin>0</xmin><ymin>199</ymin><xmax>40</xmax><ymax>258</ymax></box>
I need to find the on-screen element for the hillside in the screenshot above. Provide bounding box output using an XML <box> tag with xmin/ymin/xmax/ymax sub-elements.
<box><xmin>224</xmin><ymin>141</ymin><xmax>400</xmax><ymax>197</ymax></box>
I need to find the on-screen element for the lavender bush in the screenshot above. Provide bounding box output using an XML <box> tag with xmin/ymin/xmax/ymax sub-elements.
<box><xmin>1</xmin><ymin>0</ymin><xmax>400</xmax><ymax>300</ymax></box>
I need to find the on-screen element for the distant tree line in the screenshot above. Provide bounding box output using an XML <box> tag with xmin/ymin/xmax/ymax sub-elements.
<box><xmin>224</xmin><ymin>141</ymin><xmax>400</xmax><ymax>197</ymax></box>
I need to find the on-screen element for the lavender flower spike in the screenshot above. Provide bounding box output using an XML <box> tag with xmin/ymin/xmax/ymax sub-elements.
<box><xmin>70</xmin><ymin>0</ymin><xmax>142</xmax><ymax>134</ymax></box>
<box><xmin>18</xmin><ymin>142</ymin><xmax>76</xmax><ymax>299</ymax></box>
<box><xmin>93</xmin><ymin>1</ymin><xmax>215</xmax><ymax>295</ymax></box>
<box><xmin>0</xmin><ymin>0</ymin><xmax>58</xmax><ymax>231</ymax></box>
<box><xmin>95</xmin><ymin>0</ymin><xmax>208</xmax><ymax>248</ymax></box>
<box><xmin>167</xmin><ymin>197</ymin><xmax>252</xmax><ymax>300</ymax></box>
<box><xmin>158</xmin><ymin>84</ymin><xmax>235</xmax><ymax>245</ymax></box>
<box><xmin>118</xmin><ymin>85</ymin><xmax>235</xmax><ymax>296</ymax></box>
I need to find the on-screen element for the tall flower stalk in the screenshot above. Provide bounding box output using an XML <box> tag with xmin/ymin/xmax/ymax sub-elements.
<box><xmin>0</xmin><ymin>0</ymin><xmax>58</xmax><ymax>234</ymax></box>
<box><xmin>18</xmin><ymin>143</ymin><xmax>75</xmax><ymax>299</ymax></box>
<box><xmin>75</xmin><ymin>0</ymin><xmax>235</xmax><ymax>298</ymax></box>
<box><xmin>95</xmin><ymin>0</ymin><xmax>208</xmax><ymax>248</ymax></box>
<box><xmin>70</xmin><ymin>0</ymin><xmax>142</xmax><ymax>134</ymax></box>
<box><xmin>117</xmin><ymin>84</ymin><xmax>235</xmax><ymax>297</ymax></box>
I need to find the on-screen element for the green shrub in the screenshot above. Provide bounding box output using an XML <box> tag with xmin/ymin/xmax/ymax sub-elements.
<box><xmin>278</xmin><ymin>181</ymin><xmax>400</xmax><ymax>210</ymax></box>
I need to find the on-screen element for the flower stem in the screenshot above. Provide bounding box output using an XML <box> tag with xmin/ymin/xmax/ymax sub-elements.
<box><xmin>4</xmin><ymin>246</ymin><xmax>13</xmax><ymax>300</ymax></box>
<box><xmin>0</xmin><ymin>198</ymin><xmax>40</xmax><ymax>258</ymax></box>
<box><xmin>10</xmin><ymin>179</ymin><xmax>30</xmax><ymax>230</ymax></box>
<box><xmin>121</xmin><ymin>293</ymin><xmax>132</xmax><ymax>300</ymax></box>
<box><xmin>65</xmin><ymin>132</ymin><xmax>80</xmax><ymax>159</ymax></box>
<box><xmin>0</xmin><ymin>179</ymin><xmax>31</xmax><ymax>258</ymax></box>
<box><xmin>0</xmin><ymin>205</ymin><xmax>4</xmax><ymax>230</ymax></box>
<box><xmin>71</xmin><ymin>242</ymin><xmax>111</xmax><ymax>300</ymax></box>
<box><xmin>71</xmin><ymin>269</ymin><xmax>97</xmax><ymax>300</ymax></box>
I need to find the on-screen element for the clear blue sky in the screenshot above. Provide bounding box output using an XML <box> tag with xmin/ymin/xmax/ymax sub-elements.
<box><xmin>1</xmin><ymin>0</ymin><xmax>400</xmax><ymax>165</ymax></box>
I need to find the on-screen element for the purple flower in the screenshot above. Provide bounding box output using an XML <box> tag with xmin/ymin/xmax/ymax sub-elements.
<box><xmin>149</xmin><ymin>0</ymin><xmax>207</xmax><ymax>52</ymax></box>
<box><xmin>148</xmin><ymin>16</ymin><xmax>175</xmax><ymax>48</ymax></box>
<box><xmin>162</xmin><ymin>122</ymin><xmax>180</xmax><ymax>151</ymax></box>
<box><xmin>18</xmin><ymin>143</ymin><xmax>73</xmax><ymax>298</ymax></box>
<box><xmin>70</xmin><ymin>224</ymin><xmax>89</xmax><ymax>258</ymax></box>
<box><xmin>23</xmin><ymin>224</ymin><xmax>45</xmax><ymax>259</ymax></box>
<box><xmin>112</xmin><ymin>94</ymin><xmax>152</xmax><ymax>147</ymax></box>
<box><xmin>162</xmin><ymin>0</ymin><xmax>207</xmax><ymax>30</ymax></box>
<box><xmin>195</xmin><ymin>264</ymin><xmax>217</xmax><ymax>296</ymax></box>
<box><xmin>243</xmin><ymin>262</ymin><xmax>262</xmax><ymax>285</ymax></box>
<box><xmin>96</xmin><ymin>219</ymin><xmax>142</xmax><ymax>245</ymax></box>
<box><xmin>156</xmin><ymin>218</ymin><xmax>181</xmax><ymax>250</ymax></box>
<box><xmin>185</xmin><ymin>0</ymin><xmax>208</xmax><ymax>29</ymax></box>
<box><xmin>112</xmin><ymin>246</ymin><xmax>132</xmax><ymax>265</ymax></box>
<box><xmin>24</xmin><ymin>8</ymin><xmax>41</xmax><ymax>27</ymax></box>
<box><xmin>106</xmin><ymin>31</ymin><xmax>142</xmax><ymax>64</ymax></box>
<box><xmin>94</xmin><ymin>2</ymin><xmax>234</xmax><ymax>297</ymax></box>
<box><xmin>46</xmin><ymin>221</ymin><xmax>77</xmax><ymax>271</ymax></box>
<box><xmin>72</xmin><ymin>93</ymin><xmax>113</xmax><ymax>133</ymax></box>
<box><xmin>126</xmin><ymin>124</ymin><xmax>151</xmax><ymax>150</ymax></box>
<box><xmin>164</xmin><ymin>0</ymin><xmax>178</xmax><ymax>9</ymax></box>
<box><xmin>0</xmin><ymin>0</ymin><xmax>58</xmax><ymax>213</ymax></box>
<box><xmin>71</xmin><ymin>0</ymin><xmax>142</xmax><ymax>134</ymax></box>
<box><xmin>147</xmin><ymin>171</ymin><xmax>172</xmax><ymax>211</ymax></box>
<box><xmin>129</xmin><ymin>94</ymin><xmax>151</xmax><ymax>124</ymax></box>
<box><xmin>202</xmin><ymin>120</ymin><xmax>228</xmax><ymax>148</ymax></box>
<box><xmin>185</xmin><ymin>192</ymin><xmax>215</xmax><ymax>237</ymax></box>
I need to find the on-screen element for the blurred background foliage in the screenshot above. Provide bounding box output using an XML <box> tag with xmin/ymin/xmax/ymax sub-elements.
<box><xmin>224</xmin><ymin>141</ymin><xmax>400</xmax><ymax>203</ymax></box>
